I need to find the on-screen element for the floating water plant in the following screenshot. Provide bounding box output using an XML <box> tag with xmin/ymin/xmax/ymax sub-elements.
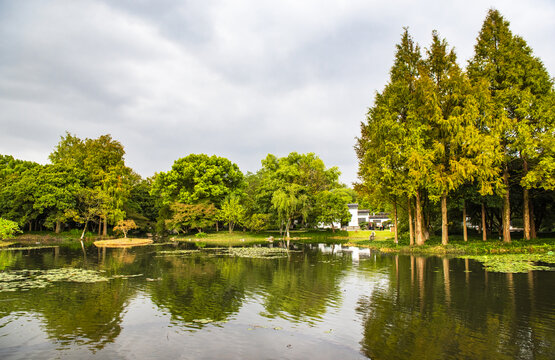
<box><xmin>461</xmin><ymin>253</ymin><xmax>555</xmax><ymax>273</ymax></box>
<box><xmin>228</xmin><ymin>247</ymin><xmax>291</xmax><ymax>259</ymax></box>
<box><xmin>0</xmin><ymin>267</ymin><xmax>147</xmax><ymax>292</ymax></box>
<box><xmin>157</xmin><ymin>249</ymin><xmax>200</xmax><ymax>256</ymax></box>
<box><xmin>0</xmin><ymin>245</ymin><xmax>58</xmax><ymax>251</ymax></box>
<box><xmin>111</xmin><ymin>274</ymin><xmax>143</xmax><ymax>279</ymax></box>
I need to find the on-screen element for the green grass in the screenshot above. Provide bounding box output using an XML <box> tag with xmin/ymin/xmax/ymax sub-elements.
<box><xmin>346</xmin><ymin>233</ymin><xmax>555</xmax><ymax>255</ymax></box>
<box><xmin>330</xmin><ymin>229</ymin><xmax>394</xmax><ymax>241</ymax></box>
<box><xmin>170</xmin><ymin>229</ymin><xmax>352</xmax><ymax>247</ymax></box>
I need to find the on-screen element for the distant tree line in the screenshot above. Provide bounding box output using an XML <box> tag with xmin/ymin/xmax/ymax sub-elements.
<box><xmin>356</xmin><ymin>10</ymin><xmax>554</xmax><ymax>244</ymax></box>
<box><xmin>0</xmin><ymin>134</ymin><xmax>355</xmax><ymax>238</ymax></box>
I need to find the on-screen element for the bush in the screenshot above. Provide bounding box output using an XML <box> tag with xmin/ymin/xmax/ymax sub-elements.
<box><xmin>359</xmin><ymin>221</ymin><xmax>368</xmax><ymax>230</ymax></box>
<box><xmin>0</xmin><ymin>218</ymin><xmax>21</xmax><ymax>240</ymax></box>
<box><xmin>195</xmin><ymin>232</ymin><xmax>207</xmax><ymax>238</ymax></box>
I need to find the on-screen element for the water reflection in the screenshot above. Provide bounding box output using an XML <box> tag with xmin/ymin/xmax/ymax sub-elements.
<box><xmin>0</xmin><ymin>244</ymin><xmax>553</xmax><ymax>359</ymax></box>
<box><xmin>0</xmin><ymin>280</ymin><xmax>135</xmax><ymax>351</ymax></box>
<box><xmin>356</xmin><ymin>256</ymin><xmax>555</xmax><ymax>360</ymax></box>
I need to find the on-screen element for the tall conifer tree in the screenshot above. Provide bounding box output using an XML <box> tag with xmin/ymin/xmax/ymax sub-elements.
<box><xmin>468</xmin><ymin>9</ymin><xmax>554</xmax><ymax>241</ymax></box>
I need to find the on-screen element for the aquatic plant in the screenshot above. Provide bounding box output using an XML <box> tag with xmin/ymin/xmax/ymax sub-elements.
<box><xmin>460</xmin><ymin>253</ymin><xmax>555</xmax><ymax>273</ymax></box>
<box><xmin>0</xmin><ymin>267</ymin><xmax>148</xmax><ymax>292</ymax></box>
<box><xmin>227</xmin><ymin>247</ymin><xmax>291</xmax><ymax>259</ymax></box>
<box><xmin>0</xmin><ymin>245</ymin><xmax>58</xmax><ymax>251</ymax></box>
<box><xmin>0</xmin><ymin>268</ymin><xmax>110</xmax><ymax>292</ymax></box>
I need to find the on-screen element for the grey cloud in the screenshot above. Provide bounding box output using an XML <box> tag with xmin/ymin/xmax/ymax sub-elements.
<box><xmin>1</xmin><ymin>0</ymin><xmax>554</xmax><ymax>186</ymax></box>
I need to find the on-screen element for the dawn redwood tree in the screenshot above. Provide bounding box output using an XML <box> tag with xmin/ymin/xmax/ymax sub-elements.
<box><xmin>422</xmin><ymin>31</ymin><xmax>496</xmax><ymax>245</ymax></box>
<box><xmin>468</xmin><ymin>9</ymin><xmax>554</xmax><ymax>241</ymax></box>
<box><xmin>357</xmin><ymin>29</ymin><xmax>423</xmax><ymax>245</ymax></box>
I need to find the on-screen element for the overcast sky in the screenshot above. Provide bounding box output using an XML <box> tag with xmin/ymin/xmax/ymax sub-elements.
<box><xmin>1</xmin><ymin>0</ymin><xmax>554</xmax><ymax>185</ymax></box>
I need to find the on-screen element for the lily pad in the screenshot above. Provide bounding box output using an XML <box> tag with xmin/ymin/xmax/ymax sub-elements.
<box><xmin>227</xmin><ymin>247</ymin><xmax>291</xmax><ymax>259</ymax></box>
<box><xmin>0</xmin><ymin>267</ymin><xmax>111</xmax><ymax>292</ymax></box>
<box><xmin>460</xmin><ymin>253</ymin><xmax>555</xmax><ymax>273</ymax></box>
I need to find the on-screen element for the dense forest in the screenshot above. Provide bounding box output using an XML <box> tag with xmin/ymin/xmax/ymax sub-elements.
<box><xmin>0</xmin><ymin>133</ymin><xmax>355</xmax><ymax>239</ymax></box>
<box><xmin>356</xmin><ymin>9</ymin><xmax>554</xmax><ymax>244</ymax></box>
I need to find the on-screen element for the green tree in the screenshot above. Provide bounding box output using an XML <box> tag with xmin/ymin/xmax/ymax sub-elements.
<box><xmin>166</xmin><ymin>203</ymin><xmax>217</xmax><ymax>233</ymax></box>
<box><xmin>0</xmin><ymin>218</ymin><xmax>20</xmax><ymax>239</ymax></box>
<box><xmin>243</xmin><ymin>213</ymin><xmax>271</xmax><ymax>232</ymax></box>
<box><xmin>124</xmin><ymin>177</ymin><xmax>159</xmax><ymax>233</ymax></box>
<box><xmin>0</xmin><ymin>157</ymin><xmax>42</xmax><ymax>230</ymax></box>
<box><xmin>49</xmin><ymin>133</ymin><xmax>132</xmax><ymax>235</ymax></box>
<box><xmin>75</xmin><ymin>188</ymin><xmax>109</xmax><ymax>240</ymax></box>
<box><xmin>272</xmin><ymin>183</ymin><xmax>308</xmax><ymax>242</ymax></box>
<box><xmin>315</xmin><ymin>189</ymin><xmax>352</xmax><ymax>232</ymax></box>
<box><xmin>151</xmin><ymin>154</ymin><xmax>244</xmax><ymax>207</ymax></box>
<box><xmin>468</xmin><ymin>9</ymin><xmax>554</xmax><ymax>241</ymax></box>
<box><xmin>218</xmin><ymin>195</ymin><xmax>246</xmax><ymax>233</ymax></box>
<box><xmin>422</xmin><ymin>31</ymin><xmax>500</xmax><ymax>245</ymax></box>
<box><xmin>357</xmin><ymin>29</ymin><xmax>424</xmax><ymax>244</ymax></box>
<box><xmin>32</xmin><ymin>164</ymin><xmax>84</xmax><ymax>233</ymax></box>
<box><xmin>257</xmin><ymin>152</ymin><xmax>341</xmax><ymax>231</ymax></box>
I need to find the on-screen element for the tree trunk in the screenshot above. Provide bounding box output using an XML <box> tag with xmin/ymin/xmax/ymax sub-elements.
<box><xmin>481</xmin><ymin>202</ymin><xmax>487</xmax><ymax>241</ymax></box>
<box><xmin>285</xmin><ymin>219</ymin><xmax>291</xmax><ymax>249</ymax></box>
<box><xmin>393</xmin><ymin>199</ymin><xmax>398</xmax><ymax>244</ymax></box>
<box><xmin>415</xmin><ymin>190</ymin><xmax>424</xmax><ymax>245</ymax></box>
<box><xmin>530</xmin><ymin>201</ymin><xmax>536</xmax><ymax>239</ymax></box>
<box><xmin>523</xmin><ymin>188</ymin><xmax>530</xmax><ymax>240</ymax></box>
<box><xmin>408</xmin><ymin>197</ymin><xmax>414</xmax><ymax>246</ymax></box>
<box><xmin>286</xmin><ymin>219</ymin><xmax>291</xmax><ymax>239</ymax></box>
<box><xmin>424</xmin><ymin>195</ymin><xmax>430</xmax><ymax>240</ymax></box>
<box><xmin>55</xmin><ymin>220</ymin><xmax>61</xmax><ymax>234</ymax></box>
<box><xmin>98</xmin><ymin>217</ymin><xmax>102</xmax><ymax>236</ymax></box>
<box><xmin>229</xmin><ymin>222</ymin><xmax>232</xmax><ymax>233</ymax></box>
<box><xmin>462</xmin><ymin>199</ymin><xmax>467</xmax><ymax>242</ymax></box>
<box><xmin>103</xmin><ymin>216</ymin><xmax>108</xmax><ymax>236</ymax></box>
<box><xmin>523</xmin><ymin>158</ymin><xmax>530</xmax><ymax>240</ymax></box>
<box><xmin>424</xmin><ymin>214</ymin><xmax>430</xmax><ymax>240</ymax></box>
<box><xmin>441</xmin><ymin>194</ymin><xmax>448</xmax><ymax>245</ymax></box>
<box><xmin>80</xmin><ymin>220</ymin><xmax>88</xmax><ymax>240</ymax></box>
<box><xmin>28</xmin><ymin>222</ymin><xmax>32</xmax><ymax>232</ymax></box>
<box><xmin>502</xmin><ymin>165</ymin><xmax>511</xmax><ymax>243</ymax></box>
<box><xmin>216</xmin><ymin>221</ymin><xmax>219</xmax><ymax>232</ymax></box>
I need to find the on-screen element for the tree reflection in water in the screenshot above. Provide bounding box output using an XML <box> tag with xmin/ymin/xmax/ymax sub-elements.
<box><xmin>356</xmin><ymin>256</ymin><xmax>555</xmax><ymax>360</ymax></box>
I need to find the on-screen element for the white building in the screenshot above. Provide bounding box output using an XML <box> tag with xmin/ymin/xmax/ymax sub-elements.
<box><xmin>347</xmin><ymin>203</ymin><xmax>389</xmax><ymax>231</ymax></box>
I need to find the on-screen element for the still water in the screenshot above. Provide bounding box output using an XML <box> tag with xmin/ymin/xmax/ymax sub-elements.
<box><xmin>0</xmin><ymin>243</ymin><xmax>553</xmax><ymax>359</ymax></box>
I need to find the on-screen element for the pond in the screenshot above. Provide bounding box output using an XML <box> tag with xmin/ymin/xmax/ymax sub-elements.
<box><xmin>0</xmin><ymin>243</ymin><xmax>553</xmax><ymax>359</ymax></box>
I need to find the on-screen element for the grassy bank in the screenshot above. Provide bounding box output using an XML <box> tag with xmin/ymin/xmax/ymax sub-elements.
<box><xmin>346</xmin><ymin>233</ymin><xmax>555</xmax><ymax>255</ymax></box>
<box><xmin>170</xmin><ymin>229</ymin><xmax>353</xmax><ymax>247</ymax></box>
<box><xmin>6</xmin><ymin>229</ymin><xmax>555</xmax><ymax>257</ymax></box>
